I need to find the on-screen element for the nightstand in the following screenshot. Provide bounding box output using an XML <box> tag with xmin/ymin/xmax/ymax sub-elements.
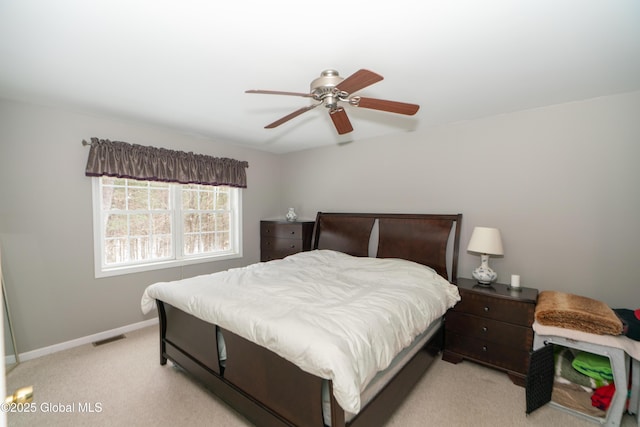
<box><xmin>260</xmin><ymin>220</ymin><xmax>314</xmax><ymax>262</ymax></box>
<box><xmin>443</xmin><ymin>277</ymin><xmax>538</xmax><ymax>386</ymax></box>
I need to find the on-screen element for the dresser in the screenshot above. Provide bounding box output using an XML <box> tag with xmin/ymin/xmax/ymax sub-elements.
<box><xmin>443</xmin><ymin>277</ymin><xmax>538</xmax><ymax>386</ymax></box>
<box><xmin>260</xmin><ymin>220</ymin><xmax>315</xmax><ymax>262</ymax></box>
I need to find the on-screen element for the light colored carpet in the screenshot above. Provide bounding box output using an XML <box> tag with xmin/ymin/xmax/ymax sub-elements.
<box><xmin>6</xmin><ymin>326</ymin><xmax>637</xmax><ymax>426</ymax></box>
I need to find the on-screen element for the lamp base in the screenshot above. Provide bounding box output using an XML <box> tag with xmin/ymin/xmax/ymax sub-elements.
<box><xmin>474</xmin><ymin>280</ymin><xmax>494</xmax><ymax>287</ymax></box>
<box><xmin>472</xmin><ymin>254</ymin><xmax>497</xmax><ymax>285</ymax></box>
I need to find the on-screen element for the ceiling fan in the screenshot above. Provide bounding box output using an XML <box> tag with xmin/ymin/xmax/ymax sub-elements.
<box><xmin>245</xmin><ymin>69</ymin><xmax>420</xmax><ymax>135</ymax></box>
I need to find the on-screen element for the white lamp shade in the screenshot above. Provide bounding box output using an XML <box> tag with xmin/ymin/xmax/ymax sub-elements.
<box><xmin>467</xmin><ymin>227</ymin><xmax>504</xmax><ymax>256</ymax></box>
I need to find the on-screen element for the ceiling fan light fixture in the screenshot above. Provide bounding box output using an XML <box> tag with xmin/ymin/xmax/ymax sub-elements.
<box><xmin>324</xmin><ymin>95</ymin><xmax>339</xmax><ymax>109</ymax></box>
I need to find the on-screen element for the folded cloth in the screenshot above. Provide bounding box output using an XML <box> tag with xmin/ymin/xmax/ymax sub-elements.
<box><xmin>614</xmin><ymin>308</ymin><xmax>640</xmax><ymax>341</ymax></box>
<box><xmin>572</xmin><ymin>351</ymin><xmax>613</xmax><ymax>381</ymax></box>
<box><xmin>535</xmin><ymin>291</ymin><xmax>623</xmax><ymax>335</ymax></box>
<box><xmin>554</xmin><ymin>347</ymin><xmax>609</xmax><ymax>389</ymax></box>
<box><xmin>591</xmin><ymin>384</ymin><xmax>616</xmax><ymax>411</ymax></box>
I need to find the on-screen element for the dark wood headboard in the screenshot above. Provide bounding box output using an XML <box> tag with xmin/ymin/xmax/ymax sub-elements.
<box><xmin>312</xmin><ymin>212</ymin><xmax>462</xmax><ymax>283</ymax></box>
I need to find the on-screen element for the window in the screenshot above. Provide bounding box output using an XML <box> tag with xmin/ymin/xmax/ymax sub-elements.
<box><xmin>92</xmin><ymin>177</ymin><xmax>241</xmax><ymax>277</ymax></box>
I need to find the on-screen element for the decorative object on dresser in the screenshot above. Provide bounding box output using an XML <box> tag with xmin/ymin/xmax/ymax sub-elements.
<box><xmin>443</xmin><ymin>277</ymin><xmax>538</xmax><ymax>386</ymax></box>
<box><xmin>260</xmin><ymin>219</ymin><xmax>314</xmax><ymax>262</ymax></box>
<box><xmin>510</xmin><ymin>274</ymin><xmax>521</xmax><ymax>290</ymax></box>
<box><xmin>285</xmin><ymin>207</ymin><xmax>298</xmax><ymax>222</ymax></box>
<box><xmin>466</xmin><ymin>226</ymin><xmax>504</xmax><ymax>285</ymax></box>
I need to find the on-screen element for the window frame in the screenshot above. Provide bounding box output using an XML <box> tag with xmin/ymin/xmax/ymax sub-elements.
<box><xmin>91</xmin><ymin>177</ymin><xmax>242</xmax><ymax>278</ymax></box>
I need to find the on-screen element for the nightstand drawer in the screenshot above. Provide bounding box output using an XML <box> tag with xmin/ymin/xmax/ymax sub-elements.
<box><xmin>446</xmin><ymin>332</ymin><xmax>530</xmax><ymax>374</ymax></box>
<box><xmin>446</xmin><ymin>311</ymin><xmax>534</xmax><ymax>349</ymax></box>
<box><xmin>260</xmin><ymin>222</ymin><xmax>307</xmax><ymax>239</ymax></box>
<box><xmin>453</xmin><ymin>290</ymin><xmax>534</xmax><ymax>327</ymax></box>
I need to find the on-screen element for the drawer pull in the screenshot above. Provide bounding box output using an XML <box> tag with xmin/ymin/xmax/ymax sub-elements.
<box><xmin>481</xmin><ymin>326</ymin><xmax>488</xmax><ymax>333</ymax></box>
<box><xmin>290</xmin><ymin>231</ymin><xmax>296</xmax><ymax>235</ymax></box>
<box><xmin>483</xmin><ymin>306</ymin><xmax>490</xmax><ymax>312</ymax></box>
<box><xmin>482</xmin><ymin>345</ymin><xmax>488</xmax><ymax>352</ymax></box>
<box><xmin>290</xmin><ymin>245</ymin><xmax>296</xmax><ymax>249</ymax></box>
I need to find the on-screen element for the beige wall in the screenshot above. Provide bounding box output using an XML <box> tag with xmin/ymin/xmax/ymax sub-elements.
<box><xmin>0</xmin><ymin>99</ymin><xmax>283</xmax><ymax>353</ymax></box>
<box><xmin>281</xmin><ymin>91</ymin><xmax>640</xmax><ymax>308</ymax></box>
<box><xmin>1</xmin><ymin>91</ymin><xmax>639</xmax><ymax>353</ymax></box>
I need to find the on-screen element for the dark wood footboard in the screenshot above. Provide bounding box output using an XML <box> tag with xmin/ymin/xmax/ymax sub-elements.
<box><xmin>156</xmin><ymin>300</ymin><xmax>444</xmax><ymax>427</ymax></box>
<box><xmin>158</xmin><ymin>300</ymin><xmax>299</xmax><ymax>427</ymax></box>
<box><xmin>223</xmin><ymin>328</ymin><xmax>326</xmax><ymax>426</ymax></box>
<box><xmin>158</xmin><ymin>301</ymin><xmax>220</xmax><ymax>373</ymax></box>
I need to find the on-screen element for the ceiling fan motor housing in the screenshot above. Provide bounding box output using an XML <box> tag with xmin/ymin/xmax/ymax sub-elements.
<box><xmin>311</xmin><ymin>69</ymin><xmax>344</xmax><ymax>108</ymax></box>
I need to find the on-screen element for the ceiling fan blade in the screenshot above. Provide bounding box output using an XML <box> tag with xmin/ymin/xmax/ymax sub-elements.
<box><xmin>264</xmin><ymin>104</ymin><xmax>320</xmax><ymax>129</ymax></box>
<box><xmin>335</xmin><ymin>69</ymin><xmax>383</xmax><ymax>94</ymax></box>
<box><xmin>329</xmin><ymin>107</ymin><xmax>353</xmax><ymax>135</ymax></box>
<box><xmin>246</xmin><ymin>89</ymin><xmax>312</xmax><ymax>97</ymax></box>
<box><xmin>354</xmin><ymin>97</ymin><xmax>420</xmax><ymax>115</ymax></box>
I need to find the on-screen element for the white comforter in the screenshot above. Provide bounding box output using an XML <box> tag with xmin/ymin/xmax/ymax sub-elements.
<box><xmin>141</xmin><ymin>249</ymin><xmax>460</xmax><ymax>414</ymax></box>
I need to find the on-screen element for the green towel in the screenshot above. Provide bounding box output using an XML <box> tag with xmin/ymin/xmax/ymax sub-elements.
<box><xmin>555</xmin><ymin>347</ymin><xmax>610</xmax><ymax>388</ymax></box>
<box><xmin>571</xmin><ymin>351</ymin><xmax>613</xmax><ymax>382</ymax></box>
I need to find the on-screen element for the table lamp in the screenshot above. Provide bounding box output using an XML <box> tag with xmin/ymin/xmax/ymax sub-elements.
<box><xmin>467</xmin><ymin>226</ymin><xmax>504</xmax><ymax>285</ymax></box>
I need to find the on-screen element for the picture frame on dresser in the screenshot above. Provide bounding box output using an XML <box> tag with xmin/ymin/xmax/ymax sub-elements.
<box><xmin>443</xmin><ymin>277</ymin><xmax>539</xmax><ymax>386</ymax></box>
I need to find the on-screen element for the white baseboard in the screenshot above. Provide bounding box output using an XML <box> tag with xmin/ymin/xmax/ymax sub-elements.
<box><xmin>17</xmin><ymin>317</ymin><xmax>159</xmax><ymax>362</ymax></box>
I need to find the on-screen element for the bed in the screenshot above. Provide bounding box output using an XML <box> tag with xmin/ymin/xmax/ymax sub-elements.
<box><xmin>141</xmin><ymin>212</ymin><xmax>462</xmax><ymax>427</ymax></box>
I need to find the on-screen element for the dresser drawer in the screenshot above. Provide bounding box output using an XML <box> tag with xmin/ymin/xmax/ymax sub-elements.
<box><xmin>260</xmin><ymin>222</ymin><xmax>307</xmax><ymax>239</ymax></box>
<box><xmin>261</xmin><ymin>250</ymin><xmax>299</xmax><ymax>262</ymax></box>
<box><xmin>452</xmin><ymin>289</ymin><xmax>534</xmax><ymax>327</ymax></box>
<box><xmin>446</xmin><ymin>311</ymin><xmax>534</xmax><ymax>349</ymax></box>
<box><xmin>446</xmin><ymin>332</ymin><xmax>530</xmax><ymax>374</ymax></box>
<box><xmin>261</xmin><ymin>236</ymin><xmax>304</xmax><ymax>254</ymax></box>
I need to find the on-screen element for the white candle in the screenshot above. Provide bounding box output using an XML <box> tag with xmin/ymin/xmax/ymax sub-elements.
<box><xmin>511</xmin><ymin>274</ymin><xmax>521</xmax><ymax>288</ymax></box>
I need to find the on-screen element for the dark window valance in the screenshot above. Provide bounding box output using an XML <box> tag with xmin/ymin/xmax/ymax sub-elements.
<box><xmin>84</xmin><ymin>138</ymin><xmax>248</xmax><ymax>188</ymax></box>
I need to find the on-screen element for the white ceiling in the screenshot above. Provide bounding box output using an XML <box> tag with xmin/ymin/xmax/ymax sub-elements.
<box><xmin>1</xmin><ymin>1</ymin><xmax>639</xmax><ymax>154</ymax></box>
